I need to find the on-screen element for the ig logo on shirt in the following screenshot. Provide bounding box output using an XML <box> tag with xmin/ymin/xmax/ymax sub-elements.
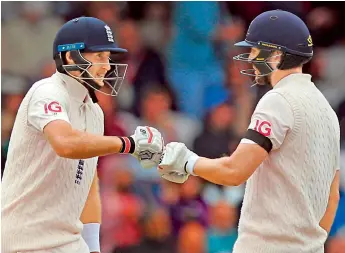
<box><xmin>254</xmin><ymin>120</ymin><xmax>272</xmax><ymax>137</ymax></box>
<box><xmin>44</xmin><ymin>101</ymin><xmax>62</xmax><ymax>115</ymax></box>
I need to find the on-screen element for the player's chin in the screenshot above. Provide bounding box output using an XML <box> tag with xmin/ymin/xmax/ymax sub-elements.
<box><xmin>255</xmin><ymin>76</ymin><xmax>266</xmax><ymax>85</ymax></box>
<box><xmin>95</xmin><ymin>80</ymin><xmax>105</xmax><ymax>87</ymax></box>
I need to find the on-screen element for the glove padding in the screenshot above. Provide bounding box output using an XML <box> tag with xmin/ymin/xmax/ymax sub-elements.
<box><xmin>159</xmin><ymin>170</ymin><xmax>190</xmax><ymax>184</ymax></box>
<box><xmin>131</xmin><ymin>126</ymin><xmax>164</xmax><ymax>169</ymax></box>
<box><xmin>158</xmin><ymin>142</ymin><xmax>198</xmax><ymax>184</ymax></box>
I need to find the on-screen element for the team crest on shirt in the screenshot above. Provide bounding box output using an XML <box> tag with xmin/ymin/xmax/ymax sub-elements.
<box><xmin>75</xmin><ymin>160</ymin><xmax>85</xmax><ymax>185</ymax></box>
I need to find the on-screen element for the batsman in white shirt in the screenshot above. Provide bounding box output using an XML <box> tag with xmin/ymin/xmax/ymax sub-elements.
<box><xmin>159</xmin><ymin>10</ymin><xmax>340</xmax><ymax>253</ymax></box>
<box><xmin>1</xmin><ymin>17</ymin><xmax>164</xmax><ymax>253</ymax></box>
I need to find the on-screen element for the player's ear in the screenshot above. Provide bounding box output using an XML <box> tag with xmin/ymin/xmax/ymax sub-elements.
<box><xmin>65</xmin><ymin>51</ymin><xmax>74</xmax><ymax>65</ymax></box>
<box><xmin>268</xmin><ymin>50</ymin><xmax>282</xmax><ymax>69</ymax></box>
<box><xmin>274</xmin><ymin>50</ymin><xmax>283</xmax><ymax>61</ymax></box>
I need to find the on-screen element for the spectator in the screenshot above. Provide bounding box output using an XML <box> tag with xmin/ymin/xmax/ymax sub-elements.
<box><xmin>306</xmin><ymin>2</ymin><xmax>345</xmax><ymax>47</ymax></box>
<box><xmin>134</xmin><ymin>208</ymin><xmax>176</xmax><ymax>253</ymax></box>
<box><xmin>2</xmin><ymin>2</ymin><xmax>63</xmax><ymax>78</ymax></box>
<box><xmin>139</xmin><ymin>2</ymin><xmax>172</xmax><ymax>55</ymax></box>
<box><xmin>138</xmin><ymin>85</ymin><xmax>201</xmax><ymax>148</ymax></box>
<box><xmin>167</xmin><ymin>177</ymin><xmax>208</xmax><ymax>236</ymax></box>
<box><xmin>207</xmin><ymin>201</ymin><xmax>238</xmax><ymax>253</ymax></box>
<box><xmin>159</xmin><ymin>180</ymin><xmax>181</xmax><ymax>206</ymax></box>
<box><xmin>193</xmin><ymin>100</ymin><xmax>239</xmax><ymax>159</ymax></box>
<box><xmin>178</xmin><ymin>221</ymin><xmax>206</xmax><ymax>253</ymax></box>
<box><xmin>311</xmin><ymin>46</ymin><xmax>345</xmax><ymax>110</ymax></box>
<box><xmin>167</xmin><ymin>2</ymin><xmax>243</xmax><ymax>119</ymax></box>
<box><xmin>86</xmin><ymin>1</ymin><xmax>127</xmax><ymax>34</ymax></box>
<box><xmin>1</xmin><ymin>1</ymin><xmax>22</xmax><ymax>23</ymax></box>
<box><xmin>116</xmin><ymin>20</ymin><xmax>174</xmax><ymax>113</ymax></box>
<box><xmin>1</xmin><ymin>74</ymin><xmax>30</xmax><ymax>176</ymax></box>
<box><xmin>101</xmin><ymin>167</ymin><xmax>144</xmax><ymax>253</ymax></box>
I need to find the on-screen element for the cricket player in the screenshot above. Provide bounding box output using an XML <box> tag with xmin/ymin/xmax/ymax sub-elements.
<box><xmin>1</xmin><ymin>17</ymin><xmax>164</xmax><ymax>253</ymax></box>
<box><xmin>158</xmin><ymin>10</ymin><xmax>340</xmax><ymax>253</ymax></box>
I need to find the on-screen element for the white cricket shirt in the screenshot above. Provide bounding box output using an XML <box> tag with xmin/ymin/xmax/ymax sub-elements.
<box><xmin>233</xmin><ymin>74</ymin><xmax>340</xmax><ymax>253</ymax></box>
<box><xmin>1</xmin><ymin>72</ymin><xmax>104</xmax><ymax>253</ymax></box>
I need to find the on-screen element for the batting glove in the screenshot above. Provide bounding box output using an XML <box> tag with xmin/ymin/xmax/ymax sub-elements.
<box><xmin>158</xmin><ymin>142</ymin><xmax>199</xmax><ymax>184</ymax></box>
<box><xmin>132</xmin><ymin>126</ymin><xmax>164</xmax><ymax>169</ymax></box>
<box><xmin>119</xmin><ymin>126</ymin><xmax>164</xmax><ymax>169</ymax></box>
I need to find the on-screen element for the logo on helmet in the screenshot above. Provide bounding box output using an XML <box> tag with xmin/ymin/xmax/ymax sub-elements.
<box><xmin>258</xmin><ymin>41</ymin><xmax>280</xmax><ymax>49</ymax></box>
<box><xmin>104</xmin><ymin>25</ymin><xmax>114</xmax><ymax>43</ymax></box>
<box><xmin>307</xmin><ymin>35</ymin><xmax>313</xmax><ymax>47</ymax></box>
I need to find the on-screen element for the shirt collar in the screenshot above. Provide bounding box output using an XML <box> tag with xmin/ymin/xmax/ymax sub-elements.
<box><xmin>273</xmin><ymin>73</ymin><xmax>312</xmax><ymax>89</ymax></box>
<box><xmin>54</xmin><ymin>71</ymin><xmax>90</xmax><ymax>103</ymax></box>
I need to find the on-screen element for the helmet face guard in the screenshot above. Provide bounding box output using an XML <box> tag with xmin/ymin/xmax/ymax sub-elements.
<box><xmin>231</xmin><ymin>10</ymin><xmax>314</xmax><ymax>86</ymax></box>
<box><xmin>57</xmin><ymin>50</ymin><xmax>128</xmax><ymax>97</ymax></box>
<box><xmin>54</xmin><ymin>41</ymin><xmax>128</xmax><ymax>97</ymax></box>
<box><xmin>232</xmin><ymin>40</ymin><xmax>312</xmax><ymax>86</ymax></box>
<box><xmin>233</xmin><ymin>47</ymin><xmax>282</xmax><ymax>86</ymax></box>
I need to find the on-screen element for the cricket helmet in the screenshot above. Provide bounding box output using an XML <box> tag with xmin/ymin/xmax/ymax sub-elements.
<box><xmin>53</xmin><ymin>16</ymin><xmax>128</xmax><ymax>98</ymax></box>
<box><xmin>233</xmin><ymin>10</ymin><xmax>313</xmax><ymax>86</ymax></box>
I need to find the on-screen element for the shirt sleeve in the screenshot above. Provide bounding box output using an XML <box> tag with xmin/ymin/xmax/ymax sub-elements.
<box><xmin>28</xmin><ymin>84</ymin><xmax>71</xmax><ymax>132</ymax></box>
<box><xmin>242</xmin><ymin>92</ymin><xmax>294</xmax><ymax>150</ymax></box>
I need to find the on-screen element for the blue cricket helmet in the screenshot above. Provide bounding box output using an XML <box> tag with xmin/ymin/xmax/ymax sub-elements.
<box><xmin>53</xmin><ymin>16</ymin><xmax>127</xmax><ymax>57</ymax></box>
<box><xmin>53</xmin><ymin>17</ymin><xmax>128</xmax><ymax>98</ymax></box>
<box><xmin>233</xmin><ymin>10</ymin><xmax>313</xmax><ymax>86</ymax></box>
<box><xmin>235</xmin><ymin>9</ymin><xmax>313</xmax><ymax>57</ymax></box>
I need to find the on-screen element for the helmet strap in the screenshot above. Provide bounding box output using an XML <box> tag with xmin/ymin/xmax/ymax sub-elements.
<box><xmin>54</xmin><ymin>52</ymin><xmax>66</xmax><ymax>74</ymax></box>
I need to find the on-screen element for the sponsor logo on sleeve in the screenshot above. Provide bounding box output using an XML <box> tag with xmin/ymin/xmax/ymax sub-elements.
<box><xmin>254</xmin><ymin>119</ymin><xmax>272</xmax><ymax>137</ymax></box>
<box><xmin>44</xmin><ymin>101</ymin><xmax>62</xmax><ymax>115</ymax></box>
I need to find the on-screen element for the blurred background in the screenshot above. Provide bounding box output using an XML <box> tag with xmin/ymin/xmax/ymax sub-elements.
<box><xmin>1</xmin><ymin>1</ymin><xmax>345</xmax><ymax>252</ymax></box>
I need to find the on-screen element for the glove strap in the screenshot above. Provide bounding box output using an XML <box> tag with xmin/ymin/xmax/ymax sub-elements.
<box><xmin>119</xmin><ymin>136</ymin><xmax>135</xmax><ymax>154</ymax></box>
<box><xmin>184</xmin><ymin>155</ymin><xmax>200</xmax><ymax>176</ymax></box>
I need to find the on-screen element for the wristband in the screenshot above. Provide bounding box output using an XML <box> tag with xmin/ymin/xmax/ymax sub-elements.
<box><xmin>184</xmin><ymin>154</ymin><xmax>200</xmax><ymax>176</ymax></box>
<box><xmin>82</xmin><ymin>223</ymin><xmax>100</xmax><ymax>252</ymax></box>
<box><xmin>119</xmin><ymin>136</ymin><xmax>135</xmax><ymax>154</ymax></box>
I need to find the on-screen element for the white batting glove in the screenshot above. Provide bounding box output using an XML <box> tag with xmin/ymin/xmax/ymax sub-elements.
<box><xmin>120</xmin><ymin>126</ymin><xmax>164</xmax><ymax>169</ymax></box>
<box><xmin>158</xmin><ymin>170</ymin><xmax>190</xmax><ymax>184</ymax></box>
<box><xmin>133</xmin><ymin>126</ymin><xmax>164</xmax><ymax>169</ymax></box>
<box><xmin>158</xmin><ymin>142</ymin><xmax>199</xmax><ymax>184</ymax></box>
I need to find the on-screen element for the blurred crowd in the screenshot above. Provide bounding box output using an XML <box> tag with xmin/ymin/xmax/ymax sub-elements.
<box><xmin>2</xmin><ymin>2</ymin><xmax>345</xmax><ymax>253</ymax></box>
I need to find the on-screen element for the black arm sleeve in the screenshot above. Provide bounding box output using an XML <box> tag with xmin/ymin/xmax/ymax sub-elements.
<box><xmin>244</xmin><ymin>129</ymin><xmax>273</xmax><ymax>153</ymax></box>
